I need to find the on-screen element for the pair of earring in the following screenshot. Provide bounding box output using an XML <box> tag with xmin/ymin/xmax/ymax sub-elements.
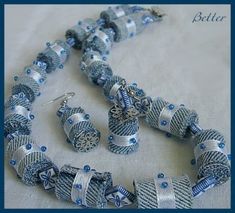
<box><xmin>45</xmin><ymin>92</ymin><xmax>100</xmax><ymax>152</ymax></box>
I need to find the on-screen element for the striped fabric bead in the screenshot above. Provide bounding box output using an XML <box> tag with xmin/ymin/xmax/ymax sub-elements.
<box><xmin>37</xmin><ymin>40</ymin><xmax>71</xmax><ymax>73</ymax></box>
<box><xmin>59</xmin><ymin>107</ymin><xmax>100</xmax><ymax>152</ymax></box>
<box><xmin>80</xmin><ymin>50</ymin><xmax>113</xmax><ymax>86</ymax></box>
<box><xmin>193</xmin><ymin>129</ymin><xmax>231</xmax><ymax>185</ymax></box>
<box><xmin>66</xmin><ymin>18</ymin><xmax>97</xmax><ymax>50</ymax></box>
<box><xmin>4</xmin><ymin>93</ymin><xmax>32</xmax><ymax>137</ymax></box>
<box><xmin>55</xmin><ymin>164</ymin><xmax>113</xmax><ymax>208</ymax></box>
<box><xmin>133</xmin><ymin>175</ymin><xmax>192</xmax><ymax>209</ymax></box>
<box><xmin>145</xmin><ymin>98</ymin><xmax>198</xmax><ymax>138</ymax></box>
<box><xmin>6</xmin><ymin>135</ymin><xmax>58</xmax><ymax>186</ymax></box>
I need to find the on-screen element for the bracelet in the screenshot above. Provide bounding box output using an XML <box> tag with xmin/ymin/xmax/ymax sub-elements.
<box><xmin>5</xmin><ymin>5</ymin><xmax>230</xmax><ymax>209</ymax></box>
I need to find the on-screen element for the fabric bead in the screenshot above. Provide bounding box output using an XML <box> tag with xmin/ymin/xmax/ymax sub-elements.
<box><xmin>193</xmin><ymin>129</ymin><xmax>231</xmax><ymax>185</ymax></box>
<box><xmin>37</xmin><ymin>40</ymin><xmax>71</xmax><ymax>73</ymax></box>
<box><xmin>145</xmin><ymin>98</ymin><xmax>198</xmax><ymax>138</ymax></box>
<box><xmin>66</xmin><ymin>18</ymin><xmax>97</xmax><ymax>50</ymax></box>
<box><xmin>80</xmin><ymin>50</ymin><xmax>113</xmax><ymax>86</ymax></box>
<box><xmin>4</xmin><ymin>93</ymin><xmax>32</xmax><ymax>137</ymax></box>
<box><xmin>59</xmin><ymin>106</ymin><xmax>100</xmax><ymax>152</ymax></box>
<box><xmin>55</xmin><ymin>164</ymin><xmax>112</xmax><ymax>208</ymax></box>
<box><xmin>83</xmin><ymin>28</ymin><xmax>114</xmax><ymax>55</ymax></box>
<box><xmin>110</xmin><ymin>10</ymin><xmax>160</xmax><ymax>42</ymax></box>
<box><xmin>108</xmin><ymin>105</ymin><xmax>139</xmax><ymax>154</ymax></box>
<box><xmin>133</xmin><ymin>175</ymin><xmax>192</xmax><ymax>209</ymax></box>
<box><xmin>6</xmin><ymin>135</ymin><xmax>59</xmax><ymax>186</ymax></box>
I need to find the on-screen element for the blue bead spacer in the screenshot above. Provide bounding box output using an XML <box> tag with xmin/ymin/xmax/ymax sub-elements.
<box><xmin>26</xmin><ymin>143</ymin><xmax>32</xmax><ymax>150</ymax></box>
<box><xmin>59</xmin><ymin>64</ymin><xmax>64</xmax><ymax>69</ymax></box>
<box><xmin>68</xmin><ymin>119</ymin><xmax>73</xmax><ymax>124</ymax></box>
<box><xmin>102</xmin><ymin>56</ymin><xmax>107</xmax><ymax>61</ymax></box>
<box><xmin>75</xmin><ymin>184</ymin><xmax>82</xmax><ymax>190</ymax></box>
<box><xmin>39</xmin><ymin>78</ymin><xmax>44</xmax><ymax>83</ymax></box>
<box><xmin>41</xmin><ymin>146</ymin><xmax>47</xmax><ymax>152</ymax></box>
<box><xmin>76</xmin><ymin>198</ymin><xmax>82</xmax><ymax>205</ymax></box>
<box><xmin>46</xmin><ymin>42</ymin><xmax>51</xmax><ymax>47</ymax></box>
<box><xmin>30</xmin><ymin>114</ymin><xmax>35</xmax><ymax>120</ymax></box>
<box><xmin>26</xmin><ymin>69</ymin><xmax>31</xmax><ymax>74</ymax></box>
<box><xmin>9</xmin><ymin>159</ymin><xmax>16</xmax><ymax>166</ymax></box>
<box><xmin>161</xmin><ymin>120</ymin><xmax>167</xmax><ymax>126</ymax></box>
<box><xmin>83</xmin><ymin>165</ymin><xmax>91</xmax><ymax>173</ymax></box>
<box><xmin>161</xmin><ymin>182</ymin><xmax>168</xmax><ymax>189</ymax></box>
<box><xmin>200</xmin><ymin>143</ymin><xmax>206</xmax><ymax>150</ymax></box>
<box><xmin>157</xmin><ymin>173</ymin><xmax>164</xmax><ymax>178</ymax></box>
<box><xmin>130</xmin><ymin>138</ymin><xmax>136</xmax><ymax>144</ymax></box>
<box><xmin>218</xmin><ymin>142</ymin><xmax>225</xmax><ymax>149</ymax></box>
<box><xmin>168</xmin><ymin>104</ymin><xmax>175</xmax><ymax>110</ymax></box>
<box><xmin>108</xmin><ymin>135</ymin><xmax>113</xmax><ymax>141</ymax></box>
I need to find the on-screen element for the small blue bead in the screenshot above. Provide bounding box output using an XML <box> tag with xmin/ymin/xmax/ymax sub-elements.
<box><xmin>26</xmin><ymin>143</ymin><xmax>32</xmax><ymax>150</ymax></box>
<box><xmin>46</xmin><ymin>42</ymin><xmax>50</xmax><ymax>47</ymax></box>
<box><xmin>26</xmin><ymin>69</ymin><xmax>31</xmax><ymax>74</ymax></box>
<box><xmin>30</xmin><ymin>114</ymin><xmax>35</xmax><ymax>120</ymax></box>
<box><xmin>168</xmin><ymin>104</ymin><xmax>175</xmax><ymax>110</ymax></box>
<box><xmin>200</xmin><ymin>143</ymin><xmax>206</xmax><ymax>150</ymax></box>
<box><xmin>39</xmin><ymin>78</ymin><xmax>44</xmax><ymax>83</ymax></box>
<box><xmin>108</xmin><ymin>135</ymin><xmax>113</xmax><ymax>141</ymax></box>
<box><xmin>157</xmin><ymin>173</ymin><xmax>164</xmax><ymax>178</ymax></box>
<box><xmin>10</xmin><ymin>159</ymin><xmax>16</xmax><ymax>166</ymax></box>
<box><xmin>91</xmin><ymin>29</ymin><xmax>95</xmax><ymax>33</ymax></box>
<box><xmin>165</xmin><ymin>132</ymin><xmax>172</xmax><ymax>138</ymax></box>
<box><xmin>84</xmin><ymin>114</ymin><xmax>90</xmax><ymax>120</ymax></box>
<box><xmin>161</xmin><ymin>182</ymin><xmax>168</xmax><ymax>189</ymax></box>
<box><xmin>68</xmin><ymin>119</ymin><xmax>73</xmax><ymax>124</ymax></box>
<box><xmin>78</xmin><ymin>21</ymin><xmax>82</xmax><ymax>25</ymax></box>
<box><xmin>191</xmin><ymin>159</ymin><xmax>196</xmax><ymax>165</ymax></box>
<box><xmin>90</xmin><ymin>55</ymin><xmax>94</xmax><ymax>59</ymax></box>
<box><xmin>37</xmin><ymin>92</ymin><xmax>41</xmax><ymax>96</ymax></box>
<box><xmin>76</xmin><ymin>198</ymin><xmax>82</xmax><ymax>205</ymax></box>
<box><xmin>14</xmin><ymin>76</ymin><xmax>18</xmax><ymax>81</ymax></box>
<box><xmin>75</xmin><ymin>184</ymin><xmax>82</xmax><ymax>190</ymax></box>
<box><xmin>59</xmin><ymin>64</ymin><xmax>64</xmax><ymax>69</ymax></box>
<box><xmin>130</xmin><ymin>138</ymin><xmax>136</xmax><ymax>144</ymax></box>
<box><xmin>83</xmin><ymin>165</ymin><xmax>90</xmax><ymax>173</ymax></box>
<box><xmin>109</xmin><ymin>95</ymin><xmax>114</xmax><ymax>100</ymax></box>
<box><xmin>41</xmin><ymin>146</ymin><xmax>47</xmax><ymax>152</ymax></box>
<box><xmin>102</xmin><ymin>56</ymin><xmax>107</xmax><ymax>61</ymax></box>
<box><xmin>161</xmin><ymin>120</ymin><xmax>167</xmax><ymax>126</ymax></box>
<box><xmin>218</xmin><ymin>142</ymin><xmax>225</xmax><ymax>149</ymax></box>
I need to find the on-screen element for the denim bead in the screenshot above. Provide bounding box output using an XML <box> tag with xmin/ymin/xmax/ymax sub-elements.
<box><xmin>134</xmin><ymin>175</ymin><xmax>192</xmax><ymax>209</ymax></box>
<box><xmin>193</xmin><ymin>129</ymin><xmax>231</xmax><ymax>185</ymax></box>
<box><xmin>66</xmin><ymin>18</ymin><xmax>97</xmax><ymax>50</ymax></box>
<box><xmin>55</xmin><ymin>164</ymin><xmax>113</xmax><ymax>208</ymax></box>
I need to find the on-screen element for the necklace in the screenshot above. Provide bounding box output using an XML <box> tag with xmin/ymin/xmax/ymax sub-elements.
<box><xmin>4</xmin><ymin>4</ymin><xmax>230</xmax><ymax>209</ymax></box>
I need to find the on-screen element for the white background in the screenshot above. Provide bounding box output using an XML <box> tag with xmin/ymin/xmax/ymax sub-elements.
<box><xmin>4</xmin><ymin>4</ymin><xmax>230</xmax><ymax>209</ymax></box>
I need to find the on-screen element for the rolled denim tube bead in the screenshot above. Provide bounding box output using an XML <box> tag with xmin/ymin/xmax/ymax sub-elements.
<box><xmin>103</xmin><ymin>75</ymin><xmax>124</xmax><ymax>101</ymax></box>
<box><xmin>145</xmin><ymin>98</ymin><xmax>198</xmax><ymax>138</ymax></box>
<box><xmin>60</xmin><ymin>107</ymin><xmax>100</xmax><ymax>152</ymax></box>
<box><xmin>80</xmin><ymin>50</ymin><xmax>113</xmax><ymax>86</ymax></box>
<box><xmin>108</xmin><ymin>106</ymin><xmax>139</xmax><ymax>154</ymax></box>
<box><xmin>66</xmin><ymin>18</ymin><xmax>97</xmax><ymax>50</ymax></box>
<box><xmin>55</xmin><ymin>164</ymin><xmax>113</xmax><ymax>208</ymax></box>
<box><xmin>100</xmin><ymin>5</ymin><xmax>131</xmax><ymax>24</ymax></box>
<box><xmin>6</xmin><ymin>135</ymin><xmax>59</xmax><ymax>186</ymax></box>
<box><xmin>193</xmin><ymin>129</ymin><xmax>231</xmax><ymax>185</ymax></box>
<box><xmin>4</xmin><ymin>93</ymin><xmax>33</xmax><ymax>137</ymax></box>
<box><xmin>83</xmin><ymin>28</ymin><xmax>114</xmax><ymax>55</ymax></box>
<box><xmin>37</xmin><ymin>40</ymin><xmax>71</xmax><ymax>73</ymax></box>
<box><xmin>133</xmin><ymin>175</ymin><xmax>192</xmax><ymax>209</ymax></box>
<box><xmin>110</xmin><ymin>11</ymin><xmax>157</xmax><ymax>42</ymax></box>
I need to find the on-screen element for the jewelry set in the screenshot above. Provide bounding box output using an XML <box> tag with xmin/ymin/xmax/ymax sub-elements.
<box><xmin>4</xmin><ymin>5</ymin><xmax>231</xmax><ymax>208</ymax></box>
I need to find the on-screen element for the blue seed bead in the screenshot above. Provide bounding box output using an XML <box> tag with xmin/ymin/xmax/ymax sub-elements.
<box><xmin>157</xmin><ymin>173</ymin><xmax>164</xmax><ymax>178</ymax></box>
<box><xmin>102</xmin><ymin>56</ymin><xmax>107</xmax><ymax>61</ymax></box>
<box><xmin>83</xmin><ymin>165</ymin><xmax>91</xmax><ymax>173</ymax></box>
<box><xmin>161</xmin><ymin>120</ymin><xmax>167</xmax><ymax>126</ymax></box>
<box><xmin>191</xmin><ymin>159</ymin><xmax>196</xmax><ymax>165</ymax></box>
<box><xmin>10</xmin><ymin>159</ymin><xmax>16</xmax><ymax>166</ymax></box>
<box><xmin>109</xmin><ymin>95</ymin><xmax>114</xmax><ymax>100</ymax></box>
<box><xmin>78</xmin><ymin>21</ymin><xmax>82</xmax><ymax>25</ymax></box>
<box><xmin>14</xmin><ymin>76</ymin><xmax>18</xmax><ymax>81</ymax></box>
<box><xmin>130</xmin><ymin>138</ymin><xmax>136</xmax><ymax>144</ymax></box>
<box><xmin>84</xmin><ymin>114</ymin><xmax>90</xmax><ymax>120</ymax></box>
<box><xmin>108</xmin><ymin>135</ymin><xmax>113</xmax><ymax>141</ymax></box>
<box><xmin>218</xmin><ymin>142</ymin><xmax>225</xmax><ymax>149</ymax></box>
<box><xmin>59</xmin><ymin>64</ymin><xmax>64</xmax><ymax>69</ymax></box>
<box><xmin>37</xmin><ymin>92</ymin><xmax>41</xmax><ymax>96</ymax></box>
<box><xmin>68</xmin><ymin>119</ymin><xmax>73</xmax><ymax>124</ymax></box>
<box><xmin>166</xmin><ymin>132</ymin><xmax>172</xmax><ymax>138</ymax></box>
<box><xmin>75</xmin><ymin>184</ymin><xmax>82</xmax><ymax>190</ymax></box>
<box><xmin>200</xmin><ymin>143</ymin><xmax>206</xmax><ymax>150</ymax></box>
<box><xmin>41</xmin><ymin>146</ymin><xmax>47</xmax><ymax>152</ymax></box>
<box><xmin>26</xmin><ymin>143</ymin><xmax>32</xmax><ymax>150</ymax></box>
<box><xmin>26</xmin><ymin>69</ymin><xmax>31</xmax><ymax>74</ymax></box>
<box><xmin>30</xmin><ymin>114</ymin><xmax>35</xmax><ymax>120</ymax></box>
<box><xmin>90</xmin><ymin>54</ymin><xmax>94</xmax><ymax>59</ymax></box>
<box><xmin>161</xmin><ymin>182</ymin><xmax>168</xmax><ymax>189</ymax></box>
<box><xmin>39</xmin><ymin>78</ymin><xmax>44</xmax><ymax>83</ymax></box>
<box><xmin>46</xmin><ymin>42</ymin><xmax>51</xmax><ymax>47</ymax></box>
<box><xmin>168</xmin><ymin>104</ymin><xmax>175</xmax><ymax>110</ymax></box>
<box><xmin>76</xmin><ymin>198</ymin><xmax>82</xmax><ymax>205</ymax></box>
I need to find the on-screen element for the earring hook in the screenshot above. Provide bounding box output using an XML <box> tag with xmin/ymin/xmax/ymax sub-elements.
<box><xmin>42</xmin><ymin>92</ymin><xmax>75</xmax><ymax>106</ymax></box>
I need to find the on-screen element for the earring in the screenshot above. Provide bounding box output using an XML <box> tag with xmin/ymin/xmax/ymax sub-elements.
<box><xmin>45</xmin><ymin>92</ymin><xmax>101</xmax><ymax>152</ymax></box>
